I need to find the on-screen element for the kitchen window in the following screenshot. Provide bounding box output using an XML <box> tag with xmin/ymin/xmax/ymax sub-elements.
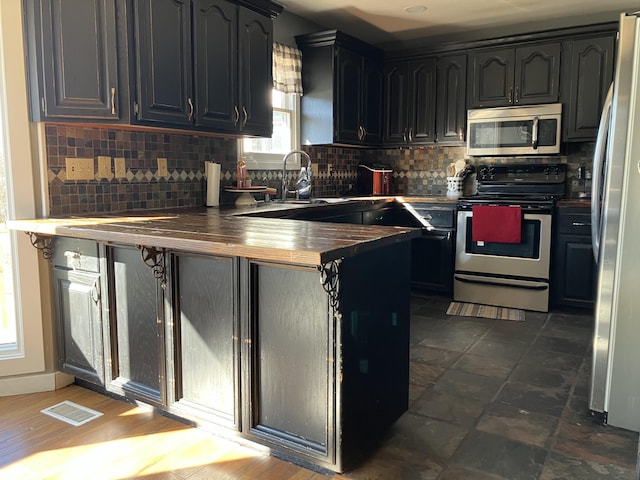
<box><xmin>240</xmin><ymin>89</ymin><xmax>301</xmax><ymax>170</ymax></box>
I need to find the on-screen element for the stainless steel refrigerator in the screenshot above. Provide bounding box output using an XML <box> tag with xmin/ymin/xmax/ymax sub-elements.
<box><xmin>590</xmin><ymin>11</ymin><xmax>640</xmax><ymax>431</ymax></box>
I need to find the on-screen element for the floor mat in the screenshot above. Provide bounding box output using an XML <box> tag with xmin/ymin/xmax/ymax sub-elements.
<box><xmin>446</xmin><ymin>301</ymin><xmax>525</xmax><ymax>321</ymax></box>
<box><xmin>41</xmin><ymin>400</ymin><xmax>103</xmax><ymax>426</ymax></box>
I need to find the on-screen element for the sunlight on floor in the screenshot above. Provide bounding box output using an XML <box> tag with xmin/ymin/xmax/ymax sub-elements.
<box><xmin>0</xmin><ymin>426</ymin><xmax>265</xmax><ymax>480</ymax></box>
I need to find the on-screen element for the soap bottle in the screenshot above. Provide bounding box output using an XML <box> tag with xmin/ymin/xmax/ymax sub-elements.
<box><xmin>236</xmin><ymin>157</ymin><xmax>246</xmax><ymax>188</ymax></box>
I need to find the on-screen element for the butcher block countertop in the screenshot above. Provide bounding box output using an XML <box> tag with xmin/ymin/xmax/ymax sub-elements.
<box><xmin>9</xmin><ymin>203</ymin><xmax>421</xmax><ymax>266</ymax></box>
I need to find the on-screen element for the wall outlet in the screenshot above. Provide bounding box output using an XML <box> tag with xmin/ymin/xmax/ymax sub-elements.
<box><xmin>97</xmin><ymin>156</ymin><xmax>111</xmax><ymax>178</ymax></box>
<box><xmin>327</xmin><ymin>163</ymin><xmax>333</xmax><ymax>175</ymax></box>
<box><xmin>311</xmin><ymin>163</ymin><xmax>319</xmax><ymax>177</ymax></box>
<box><xmin>66</xmin><ymin>157</ymin><xmax>95</xmax><ymax>181</ymax></box>
<box><xmin>114</xmin><ymin>157</ymin><xmax>126</xmax><ymax>178</ymax></box>
<box><xmin>157</xmin><ymin>157</ymin><xmax>168</xmax><ymax>177</ymax></box>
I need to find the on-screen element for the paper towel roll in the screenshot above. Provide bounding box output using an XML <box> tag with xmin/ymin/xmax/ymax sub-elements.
<box><xmin>206</xmin><ymin>161</ymin><xmax>220</xmax><ymax>207</ymax></box>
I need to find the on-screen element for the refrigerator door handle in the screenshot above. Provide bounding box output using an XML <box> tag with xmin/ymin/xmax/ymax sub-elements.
<box><xmin>591</xmin><ymin>82</ymin><xmax>613</xmax><ymax>262</ymax></box>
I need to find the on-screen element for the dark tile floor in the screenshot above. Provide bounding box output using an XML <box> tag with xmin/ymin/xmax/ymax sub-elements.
<box><xmin>340</xmin><ymin>292</ymin><xmax>640</xmax><ymax>480</ymax></box>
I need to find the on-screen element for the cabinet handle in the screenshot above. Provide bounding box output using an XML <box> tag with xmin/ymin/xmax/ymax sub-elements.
<box><xmin>110</xmin><ymin>87</ymin><xmax>116</xmax><ymax>115</ymax></box>
<box><xmin>242</xmin><ymin>106</ymin><xmax>248</xmax><ymax>127</ymax></box>
<box><xmin>572</xmin><ymin>222</ymin><xmax>591</xmax><ymax>227</ymax></box>
<box><xmin>458</xmin><ymin>127</ymin><xmax>464</xmax><ymax>140</ymax></box>
<box><xmin>408</xmin><ymin>128</ymin><xmax>414</xmax><ymax>143</ymax></box>
<box><xmin>91</xmin><ymin>280</ymin><xmax>100</xmax><ymax>304</ymax></box>
<box><xmin>233</xmin><ymin>106</ymin><xmax>240</xmax><ymax>125</ymax></box>
<box><xmin>508</xmin><ymin>87</ymin><xmax>513</xmax><ymax>104</ymax></box>
<box><xmin>402</xmin><ymin>128</ymin><xmax>407</xmax><ymax>143</ymax></box>
<box><xmin>187</xmin><ymin>97</ymin><xmax>194</xmax><ymax>122</ymax></box>
<box><xmin>515</xmin><ymin>87</ymin><xmax>520</xmax><ymax>104</ymax></box>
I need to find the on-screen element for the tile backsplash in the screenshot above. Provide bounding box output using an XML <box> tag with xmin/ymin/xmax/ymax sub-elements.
<box><xmin>44</xmin><ymin>124</ymin><xmax>593</xmax><ymax>215</ymax></box>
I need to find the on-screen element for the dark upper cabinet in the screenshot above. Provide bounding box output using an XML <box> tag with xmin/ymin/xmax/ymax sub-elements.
<box><xmin>134</xmin><ymin>0</ymin><xmax>278</xmax><ymax>135</ymax></box>
<box><xmin>134</xmin><ymin>0</ymin><xmax>193</xmax><ymax>126</ymax></box>
<box><xmin>561</xmin><ymin>35</ymin><xmax>615</xmax><ymax>141</ymax></box>
<box><xmin>383</xmin><ymin>58</ymin><xmax>436</xmax><ymax>145</ymax></box>
<box><xmin>296</xmin><ymin>31</ymin><xmax>383</xmax><ymax>146</ymax></box>
<box><xmin>383</xmin><ymin>55</ymin><xmax>465</xmax><ymax>145</ymax></box>
<box><xmin>24</xmin><ymin>0</ymin><xmax>121</xmax><ymax>121</ymax></box>
<box><xmin>468</xmin><ymin>43</ymin><xmax>560</xmax><ymax>107</ymax></box>
<box><xmin>436</xmin><ymin>54</ymin><xmax>467</xmax><ymax>144</ymax></box>
<box><xmin>237</xmin><ymin>7</ymin><xmax>274</xmax><ymax>136</ymax></box>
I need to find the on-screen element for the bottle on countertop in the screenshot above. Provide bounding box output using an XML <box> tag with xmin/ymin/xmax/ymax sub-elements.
<box><xmin>237</xmin><ymin>157</ymin><xmax>247</xmax><ymax>188</ymax></box>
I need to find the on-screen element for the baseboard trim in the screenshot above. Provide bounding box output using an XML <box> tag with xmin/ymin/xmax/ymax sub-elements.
<box><xmin>0</xmin><ymin>371</ymin><xmax>74</xmax><ymax>397</ymax></box>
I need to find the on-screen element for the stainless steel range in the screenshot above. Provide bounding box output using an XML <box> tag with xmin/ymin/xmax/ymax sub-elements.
<box><xmin>454</xmin><ymin>164</ymin><xmax>566</xmax><ymax>312</ymax></box>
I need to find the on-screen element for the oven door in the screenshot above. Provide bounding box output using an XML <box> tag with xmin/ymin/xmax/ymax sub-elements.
<box><xmin>455</xmin><ymin>210</ymin><xmax>552</xmax><ymax>280</ymax></box>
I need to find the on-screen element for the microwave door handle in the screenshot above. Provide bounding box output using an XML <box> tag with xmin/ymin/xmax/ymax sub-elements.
<box><xmin>532</xmin><ymin>116</ymin><xmax>539</xmax><ymax>149</ymax></box>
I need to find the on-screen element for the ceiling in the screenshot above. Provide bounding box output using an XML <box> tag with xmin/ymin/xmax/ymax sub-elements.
<box><xmin>279</xmin><ymin>0</ymin><xmax>640</xmax><ymax>48</ymax></box>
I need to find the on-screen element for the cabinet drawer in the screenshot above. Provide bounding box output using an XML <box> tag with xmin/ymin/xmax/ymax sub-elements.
<box><xmin>52</xmin><ymin>237</ymin><xmax>100</xmax><ymax>272</ymax></box>
<box><xmin>556</xmin><ymin>211</ymin><xmax>592</xmax><ymax>236</ymax></box>
<box><xmin>408</xmin><ymin>204</ymin><xmax>456</xmax><ymax>229</ymax></box>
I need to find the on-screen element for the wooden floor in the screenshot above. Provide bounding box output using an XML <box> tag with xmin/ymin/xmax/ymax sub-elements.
<box><xmin>0</xmin><ymin>385</ymin><xmax>338</xmax><ymax>480</ymax></box>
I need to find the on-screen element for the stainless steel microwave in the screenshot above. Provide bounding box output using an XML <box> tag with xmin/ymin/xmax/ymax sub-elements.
<box><xmin>467</xmin><ymin>103</ymin><xmax>562</xmax><ymax>156</ymax></box>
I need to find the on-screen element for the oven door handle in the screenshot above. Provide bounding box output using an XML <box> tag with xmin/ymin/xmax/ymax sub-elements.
<box><xmin>454</xmin><ymin>274</ymin><xmax>549</xmax><ymax>291</ymax></box>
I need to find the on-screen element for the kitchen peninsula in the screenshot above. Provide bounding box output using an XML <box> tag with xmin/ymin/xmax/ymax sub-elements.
<box><xmin>9</xmin><ymin>203</ymin><xmax>420</xmax><ymax>473</ymax></box>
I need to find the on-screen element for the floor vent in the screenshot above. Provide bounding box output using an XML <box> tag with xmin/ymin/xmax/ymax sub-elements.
<box><xmin>41</xmin><ymin>400</ymin><xmax>103</xmax><ymax>426</ymax></box>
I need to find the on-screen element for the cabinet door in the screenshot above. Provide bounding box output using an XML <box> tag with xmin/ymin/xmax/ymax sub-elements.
<box><xmin>134</xmin><ymin>0</ymin><xmax>193</xmax><ymax>125</ymax></box>
<box><xmin>411</xmin><ymin>232</ymin><xmax>454</xmax><ymax>293</ymax></box>
<box><xmin>109</xmin><ymin>245</ymin><xmax>166</xmax><ymax>405</ymax></box>
<box><xmin>336</xmin><ymin>47</ymin><xmax>364</xmax><ymax>143</ymax></box>
<box><xmin>468</xmin><ymin>48</ymin><xmax>515</xmax><ymax>107</ymax></box>
<box><xmin>383</xmin><ymin>62</ymin><xmax>409</xmax><ymax>144</ymax></box>
<box><xmin>247</xmin><ymin>262</ymin><xmax>334</xmax><ymax>461</ymax></box>
<box><xmin>193</xmin><ymin>0</ymin><xmax>239</xmax><ymax>132</ymax></box>
<box><xmin>436</xmin><ymin>54</ymin><xmax>467</xmax><ymax>144</ymax></box>
<box><xmin>562</xmin><ymin>35</ymin><xmax>615</xmax><ymax>141</ymax></box>
<box><xmin>52</xmin><ymin>268</ymin><xmax>104</xmax><ymax>385</ymax></box>
<box><xmin>173</xmin><ymin>253</ymin><xmax>240</xmax><ymax>430</ymax></box>
<box><xmin>238</xmin><ymin>7</ymin><xmax>273</xmax><ymax>137</ymax></box>
<box><xmin>34</xmin><ymin>0</ymin><xmax>118</xmax><ymax>120</ymax></box>
<box><xmin>361</xmin><ymin>57</ymin><xmax>383</xmax><ymax>144</ymax></box>
<box><xmin>514</xmin><ymin>43</ymin><xmax>560</xmax><ymax>105</ymax></box>
<box><xmin>551</xmin><ymin>235</ymin><xmax>596</xmax><ymax>308</ymax></box>
<box><xmin>408</xmin><ymin>58</ymin><xmax>437</xmax><ymax>144</ymax></box>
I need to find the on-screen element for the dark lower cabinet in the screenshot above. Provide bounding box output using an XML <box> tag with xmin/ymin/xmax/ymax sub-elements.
<box><xmin>411</xmin><ymin>231</ymin><xmax>454</xmax><ymax>293</ymax></box>
<box><xmin>108</xmin><ymin>245</ymin><xmax>167</xmax><ymax>405</ymax></box>
<box><xmin>51</xmin><ymin>237</ymin><xmax>105</xmax><ymax>386</ymax></box>
<box><xmin>248</xmin><ymin>262</ymin><xmax>334</xmax><ymax>460</ymax></box>
<box><xmin>171</xmin><ymin>253</ymin><xmax>240</xmax><ymax>430</ymax></box>
<box><xmin>551</xmin><ymin>206</ymin><xmax>596</xmax><ymax>309</ymax></box>
<box><xmin>51</xmin><ymin>235</ymin><xmax>412</xmax><ymax>473</ymax></box>
<box><xmin>246</xmin><ymin>242</ymin><xmax>411</xmax><ymax>471</ymax></box>
<box><xmin>52</xmin><ymin>268</ymin><xmax>105</xmax><ymax>385</ymax></box>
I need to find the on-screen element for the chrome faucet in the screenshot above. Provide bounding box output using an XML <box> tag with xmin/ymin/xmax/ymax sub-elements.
<box><xmin>282</xmin><ymin>149</ymin><xmax>312</xmax><ymax>200</ymax></box>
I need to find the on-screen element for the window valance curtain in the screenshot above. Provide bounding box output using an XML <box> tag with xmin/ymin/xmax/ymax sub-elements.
<box><xmin>272</xmin><ymin>43</ymin><xmax>303</xmax><ymax>95</ymax></box>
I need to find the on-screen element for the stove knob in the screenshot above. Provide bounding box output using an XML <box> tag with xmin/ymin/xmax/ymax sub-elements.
<box><xmin>488</xmin><ymin>166</ymin><xmax>495</xmax><ymax>179</ymax></box>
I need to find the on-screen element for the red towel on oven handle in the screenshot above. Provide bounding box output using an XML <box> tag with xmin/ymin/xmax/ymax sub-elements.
<box><xmin>471</xmin><ymin>205</ymin><xmax>522</xmax><ymax>243</ymax></box>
